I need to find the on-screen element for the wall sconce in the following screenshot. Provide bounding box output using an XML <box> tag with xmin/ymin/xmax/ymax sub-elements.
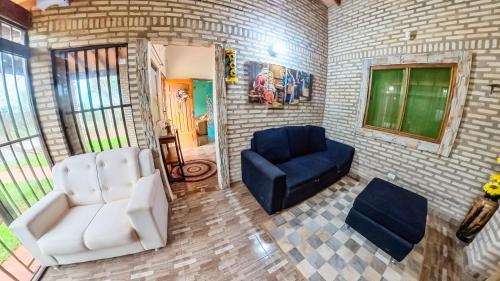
<box><xmin>268</xmin><ymin>41</ymin><xmax>286</xmax><ymax>57</ymax></box>
<box><xmin>404</xmin><ymin>30</ymin><xmax>417</xmax><ymax>41</ymax></box>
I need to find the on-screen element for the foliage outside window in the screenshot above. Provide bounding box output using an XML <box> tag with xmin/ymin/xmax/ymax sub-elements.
<box><xmin>364</xmin><ymin>64</ymin><xmax>456</xmax><ymax>143</ymax></box>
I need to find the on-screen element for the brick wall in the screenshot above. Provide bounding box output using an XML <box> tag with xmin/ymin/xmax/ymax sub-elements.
<box><xmin>325</xmin><ymin>0</ymin><xmax>500</xmax><ymax>276</ymax></box>
<box><xmin>28</xmin><ymin>0</ymin><xmax>328</xmax><ymax>182</ymax></box>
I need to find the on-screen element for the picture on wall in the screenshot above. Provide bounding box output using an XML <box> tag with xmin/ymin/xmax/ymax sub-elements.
<box><xmin>248</xmin><ymin>62</ymin><xmax>313</xmax><ymax>109</ymax></box>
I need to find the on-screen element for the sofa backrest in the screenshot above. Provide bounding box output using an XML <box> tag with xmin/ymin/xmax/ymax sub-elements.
<box><xmin>138</xmin><ymin>149</ymin><xmax>155</xmax><ymax>177</ymax></box>
<box><xmin>53</xmin><ymin>147</ymin><xmax>156</xmax><ymax>206</ymax></box>
<box><xmin>285</xmin><ymin>126</ymin><xmax>311</xmax><ymax>157</ymax></box>
<box><xmin>96</xmin><ymin>147</ymin><xmax>141</xmax><ymax>203</ymax></box>
<box><xmin>252</xmin><ymin>127</ymin><xmax>291</xmax><ymax>164</ymax></box>
<box><xmin>53</xmin><ymin>153</ymin><xmax>103</xmax><ymax>206</ymax></box>
<box><xmin>252</xmin><ymin>125</ymin><xmax>327</xmax><ymax>161</ymax></box>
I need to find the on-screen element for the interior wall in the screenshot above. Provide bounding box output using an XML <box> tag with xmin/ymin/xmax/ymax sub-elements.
<box><xmin>325</xmin><ymin>0</ymin><xmax>499</xmax><ymax>277</ymax></box>
<box><xmin>27</xmin><ymin>0</ymin><xmax>328</xmax><ymax>183</ymax></box>
<box><xmin>164</xmin><ymin>45</ymin><xmax>214</xmax><ymax>80</ymax></box>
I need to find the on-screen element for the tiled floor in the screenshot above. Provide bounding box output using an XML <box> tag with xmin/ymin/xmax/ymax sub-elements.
<box><xmin>41</xmin><ymin>174</ymin><xmax>466</xmax><ymax>281</ymax></box>
<box><xmin>41</xmin><ymin>180</ymin><xmax>303</xmax><ymax>280</ymax></box>
<box><xmin>263</xmin><ymin>178</ymin><xmax>466</xmax><ymax>281</ymax></box>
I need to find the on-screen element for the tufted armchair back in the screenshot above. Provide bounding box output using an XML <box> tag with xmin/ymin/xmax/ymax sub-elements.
<box><xmin>52</xmin><ymin>147</ymin><xmax>155</xmax><ymax>206</ymax></box>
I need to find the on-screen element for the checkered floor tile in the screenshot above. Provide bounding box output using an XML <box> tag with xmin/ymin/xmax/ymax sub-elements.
<box><xmin>262</xmin><ymin>177</ymin><xmax>424</xmax><ymax>281</ymax></box>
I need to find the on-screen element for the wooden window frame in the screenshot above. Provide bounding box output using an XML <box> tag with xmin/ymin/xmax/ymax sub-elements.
<box><xmin>363</xmin><ymin>63</ymin><xmax>458</xmax><ymax>144</ymax></box>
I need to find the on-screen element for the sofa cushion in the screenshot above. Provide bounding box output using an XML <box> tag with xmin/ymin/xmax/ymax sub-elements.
<box><xmin>96</xmin><ymin>147</ymin><xmax>141</xmax><ymax>203</ymax></box>
<box><xmin>277</xmin><ymin>155</ymin><xmax>336</xmax><ymax>190</ymax></box>
<box><xmin>253</xmin><ymin>127</ymin><xmax>291</xmax><ymax>164</ymax></box>
<box><xmin>308</xmin><ymin>125</ymin><xmax>326</xmax><ymax>152</ymax></box>
<box><xmin>84</xmin><ymin>199</ymin><xmax>138</xmax><ymax>250</ymax></box>
<box><xmin>38</xmin><ymin>204</ymin><xmax>103</xmax><ymax>256</ymax></box>
<box><xmin>277</xmin><ymin>161</ymin><xmax>312</xmax><ymax>189</ymax></box>
<box><xmin>353</xmin><ymin>178</ymin><xmax>427</xmax><ymax>244</ymax></box>
<box><xmin>53</xmin><ymin>153</ymin><xmax>103</xmax><ymax>206</ymax></box>
<box><xmin>285</xmin><ymin>126</ymin><xmax>311</xmax><ymax>157</ymax></box>
<box><xmin>293</xmin><ymin>154</ymin><xmax>336</xmax><ymax>177</ymax></box>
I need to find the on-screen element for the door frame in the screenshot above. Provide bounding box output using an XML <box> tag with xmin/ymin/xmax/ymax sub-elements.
<box><xmin>147</xmin><ymin>41</ymin><xmax>230</xmax><ymax>191</ymax></box>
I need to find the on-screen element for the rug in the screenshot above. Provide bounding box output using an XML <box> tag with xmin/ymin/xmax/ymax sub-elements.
<box><xmin>262</xmin><ymin>177</ymin><xmax>425</xmax><ymax>281</ymax></box>
<box><xmin>172</xmin><ymin>159</ymin><xmax>217</xmax><ymax>182</ymax></box>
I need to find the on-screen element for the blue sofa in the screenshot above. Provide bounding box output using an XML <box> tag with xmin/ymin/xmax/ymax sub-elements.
<box><xmin>241</xmin><ymin>125</ymin><xmax>355</xmax><ymax>214</ymax></box>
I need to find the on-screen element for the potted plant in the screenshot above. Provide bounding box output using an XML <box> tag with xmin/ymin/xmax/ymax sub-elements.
<box><xmin>456</xmin><ymin>158</ymin><xmax>500</xmax><ymax>243</ymax></box>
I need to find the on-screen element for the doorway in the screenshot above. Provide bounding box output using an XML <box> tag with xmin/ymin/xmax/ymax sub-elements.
<box><xmin>149</xmin><ymin>44</ymin><xmax>219</xmax><ymax>198</ymax></box>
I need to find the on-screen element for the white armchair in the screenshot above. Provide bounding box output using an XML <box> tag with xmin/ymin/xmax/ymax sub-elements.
<box><xmin>10</xmin><ymin>147</ymin><xmax>169</xmax><ymax>266</ymax></box>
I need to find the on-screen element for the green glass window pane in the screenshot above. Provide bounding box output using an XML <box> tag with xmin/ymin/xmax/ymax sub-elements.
<box><xmin>366</xmin><ymin>69</ymin><xmax>405</xmax><ymax>130</ymax></box>
<box><xmin>401</xmin><ymin>67</ymin><xmax>452</xmax><ymax>140</ymax></box>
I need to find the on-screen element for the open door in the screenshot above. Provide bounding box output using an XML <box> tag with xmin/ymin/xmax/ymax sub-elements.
<box><xmin>164</xmin><ymin>79</ymin><xmax>197</xmax><ymax>148</ymax></box>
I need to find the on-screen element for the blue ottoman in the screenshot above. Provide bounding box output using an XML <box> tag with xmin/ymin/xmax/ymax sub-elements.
<box><xmin>345</xmin><ymin>178</ymin><xmax>427</xmax><ymax>261</ymax></box>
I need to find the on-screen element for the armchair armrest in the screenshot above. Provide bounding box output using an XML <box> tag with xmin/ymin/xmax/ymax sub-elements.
<box><xmin>10</xmin><ymin>191</ymin><xmax>69</xmax><ymax>266</ymax></box>
<box><xmin>127</xmin><ymin>170</ymin><xmax>169</xmax><ymax>250</ymax></box>
<box><xmin>241</xmin><ymin>149</ymin><xmax>286</xmax><ymax>214</ymax></box>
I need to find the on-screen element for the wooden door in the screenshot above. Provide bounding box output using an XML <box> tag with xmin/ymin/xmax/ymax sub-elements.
<box><xmin>164</xmin><ymin>79</ymin><xmax>197</xmax><ymax>148</ymax></box>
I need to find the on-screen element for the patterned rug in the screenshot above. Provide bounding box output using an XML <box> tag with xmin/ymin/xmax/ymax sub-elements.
<box><xmin>172</xmin><ymin>159</ymin><xmax>217</xmax><ymax>182</ymax></box>
<box><xmin>262</xmin><ymin>178</ymin><xmax>425</xmax><ymax>281</ymax></box>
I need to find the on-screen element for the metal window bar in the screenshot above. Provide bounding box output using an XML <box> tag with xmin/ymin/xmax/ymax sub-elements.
<box><xmin>52</xmin><ymin>45</ymin><xmax>134</xmax><ymax>154</ymax></box>
<box><xmin>0</xmin><ymin>23</ymin><xmax>52</xmax><ymax>280</ymax></box>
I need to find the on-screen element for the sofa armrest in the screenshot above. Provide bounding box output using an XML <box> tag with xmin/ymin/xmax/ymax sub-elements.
<box><xmin>9</xmin><ymin>191</ymin><xmax>69</xmax><ymax>266</ymax></box>
<box><xmin>326</xmin><ymin>139</ymin><xmax>355</xmax><ymax>160</ymax></box>
<box><xmin>127</xmin><ymin>170</ymin><xmax>168</xmax><ymax>250</ymax></box>
<box><xmin>241</xmin><ymin>149</ymin><xmax>286</xmax><ymax>214</ymax></box>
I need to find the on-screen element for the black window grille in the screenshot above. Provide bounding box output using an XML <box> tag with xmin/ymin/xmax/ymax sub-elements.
<box><xmin>0</xmin><ymin>19</ymin><xmax>53</xmax><ymax>279</ymax></box>
<box><xmin>51</xmin><ymin>45</ymin><xmax>137</xmax><ymax>155</ymax></box>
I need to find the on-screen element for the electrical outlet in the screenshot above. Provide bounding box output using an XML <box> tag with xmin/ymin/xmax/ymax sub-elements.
<box><xmin>387</xmin><ymin>173</ymin><xmax>396</xmax><ymax>181</ymax></box>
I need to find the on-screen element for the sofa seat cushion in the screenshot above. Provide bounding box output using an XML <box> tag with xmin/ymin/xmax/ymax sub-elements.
<box><xmin>277</xmin><ymin>155</ymin><xmax>337</xmax><ymax>190</ymax></box>
<box><xmin>38</xmin><ymin>204</ymin><xmax>103</xmax><ymax>256</ymax></box>
<box><xmin>353</xmin><ymin>178</ymin><xmax>427</xmax><ymax>244</ymax></box>
<box><xmin>84</xmin><ymin>199</ymin><xmax>138</xmax><ymax>250</ymax></box>
<box><xmin>312</xmin><ymin>150</ymin><xmax>351</xmax><ymax>172</ymax></box>
<box><xmin>253</xmin><ymin>127</ymin><xmax>291</xmax><ymax>164</ymax></box>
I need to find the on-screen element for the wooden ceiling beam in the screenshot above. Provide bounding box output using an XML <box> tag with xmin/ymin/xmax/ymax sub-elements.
<box><xmin>0</xmin><ymin>0</ymin><xmax>32</xmax><ymax>30</ymax></box>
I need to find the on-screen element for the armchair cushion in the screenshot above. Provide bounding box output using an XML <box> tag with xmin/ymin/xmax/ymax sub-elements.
<box><xmin>253</xmin><ymin>127</ymin><xmax>291</xmax><ymax>164</ymax></box>
<box><xmin>38</xmin><ymin>204</ymin><xmax>102</xmax><ymax>256</ymax></box>
<box><xmin>97</xmin><ymin>147</ymin><xmax>141</xmax><ymax>203</ymax></box>
<box><xmin>84</xmin><ymin>199</ymin><xmax>138</xmax><ymax>250</ymax></box>
<box><xmin>53</xmin><ymin>153</ymin><xmax>102</xmax><ymax>206</ymax></box>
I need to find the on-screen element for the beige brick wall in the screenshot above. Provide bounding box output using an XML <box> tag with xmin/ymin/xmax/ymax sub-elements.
<box><xmin>28</xmin><ymin>0</ymin><xmax>328</xmax><ymax>182</ymax></box>
<box><xmin>325</xmin><ymin>0</ymin><xmax>500</xmax><ymax>276</ymax></box>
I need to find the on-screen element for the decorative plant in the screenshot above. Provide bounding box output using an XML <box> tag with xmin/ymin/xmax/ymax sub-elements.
<box><xmin>483</xmin><ymin>158</ymin><xmax>500</xmax><ymax>201</ymax></box>
<box><xmin>176</xmin><ymin>89</ymin><xmax>189</xmax><ymax>103</ymax></box>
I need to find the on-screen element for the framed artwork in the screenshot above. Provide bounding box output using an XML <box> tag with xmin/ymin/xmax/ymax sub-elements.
<box><xmin>248</xmin><ymin>62</ymin><xmax>313</xmax><ymax>109</ymax></box>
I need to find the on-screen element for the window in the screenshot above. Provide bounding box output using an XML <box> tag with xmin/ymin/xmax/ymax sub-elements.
<box><xmin>364</xmin><ymin>64</ymin><xmax>456</xmax><ymax>143</ymax></box>
<box><xmin>0</xmin><ymin>21</ymin><xmax>26</xmax><ymax>45</ymax></box>
<box><xmin>0</xmin><ymin>19</ymin><xmax>52</xmax><ymax>278</ymax></box>
<box><xmin>52</xmin><ymin>45</ymin><xmax>137</xmax><ymax>154</ymax></box>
